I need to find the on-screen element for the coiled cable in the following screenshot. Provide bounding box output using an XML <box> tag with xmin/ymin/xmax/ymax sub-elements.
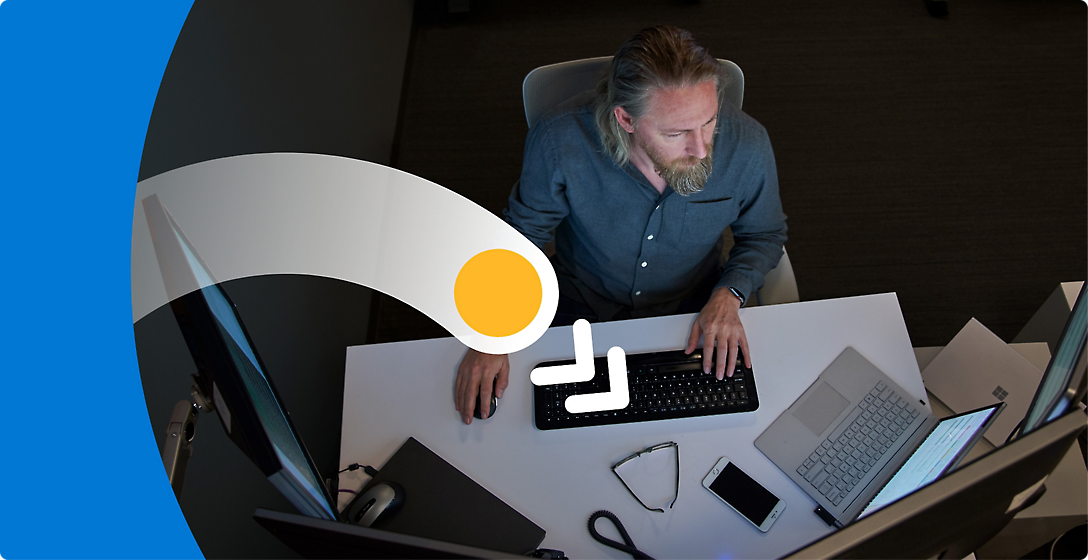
<box><xmin>587</xmin><ymin>510</ymin><xmax>655</xmax><ymax>559</ymax></box>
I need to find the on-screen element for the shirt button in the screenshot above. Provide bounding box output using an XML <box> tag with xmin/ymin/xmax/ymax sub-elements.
<box><xmin>647</xmin><ymin>235</ymin><xmax>654</xmax><ymax>240</ymax></box>
<box><xmin>641</xmin><ymin>262</ymin><xmax>648</xmax><ymax>267</ymax></box>
<box><xmin>635</xmin><ymin>291</ymin><xmax>641</xmax><ymax>296</ymax></box>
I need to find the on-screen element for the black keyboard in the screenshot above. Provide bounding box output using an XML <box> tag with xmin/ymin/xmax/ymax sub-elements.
<box><xmin>533</xmin><ymin>348</ymin><xmax>758</xmax><ymax>430</ymax></box>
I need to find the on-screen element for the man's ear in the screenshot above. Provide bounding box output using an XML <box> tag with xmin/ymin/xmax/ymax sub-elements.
<box><xmin>614</xmin><ymin>106</ymin><xmax>636</xmax><ymax>134</ymax></box>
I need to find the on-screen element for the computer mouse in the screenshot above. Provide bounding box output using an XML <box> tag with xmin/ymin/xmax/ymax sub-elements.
<box><xmin>346</xmin><ymin>481</ymin><xmax>404</xmax><ymax>527</ymax></box>
<box><xmin>473</xmin><ymin>378</ymin><xmax>499</xmax><ymax>420</ymax></box>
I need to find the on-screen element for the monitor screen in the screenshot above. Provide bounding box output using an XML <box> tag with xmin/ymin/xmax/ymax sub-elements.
<box><xmin>144</xmin><ymin>193</ymin><xmax>338</xmax><ymax>521</ymax></box>
<box><xmin>1020</xmin><ymin>283</ymin><xmax>1087</xmax><ymax>437</ymax></box>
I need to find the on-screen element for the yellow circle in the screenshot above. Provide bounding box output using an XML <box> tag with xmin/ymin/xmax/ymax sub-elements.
<box><xmin>454</xmin><ymin>249</ymin><xmax>542</xmax><ymax>338</ymax></box>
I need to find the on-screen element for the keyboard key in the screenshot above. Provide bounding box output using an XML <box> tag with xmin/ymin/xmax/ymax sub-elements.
<box><xmin>788</xmin><ymin>378</ymin><xmax>926</xmax><ymax>508</ymax></box>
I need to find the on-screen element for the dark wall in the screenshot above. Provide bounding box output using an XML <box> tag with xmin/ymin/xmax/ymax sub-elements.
<box><xmin>380</xmin><ymin>0</ymin><xmax>1087</xmax><ymax>348</ymax></box>
<box><xmin>139</xmin><ymin>1</ymin><xmax>412</xmax><ymax>180</ymax></box>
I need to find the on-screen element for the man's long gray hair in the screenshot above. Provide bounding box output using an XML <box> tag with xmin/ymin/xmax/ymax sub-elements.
<box><xmin>595</xmin><ymin>26</ymin><xmax>723</xmax><ymax>168</ymax></box>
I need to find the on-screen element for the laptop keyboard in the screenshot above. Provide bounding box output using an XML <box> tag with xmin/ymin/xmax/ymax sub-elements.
<box><xmin>533</xmin><ymin>348</ymin><xmax>758</xmax><ymax>430</ymax></box>
<box><xmin>795</xmin><ymin>381</ymin><xmax>920</xmax><ymax>506</ymax></box>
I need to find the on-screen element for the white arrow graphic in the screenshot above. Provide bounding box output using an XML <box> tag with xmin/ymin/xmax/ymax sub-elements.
<box><xmin>530</xmin><ymin>319</ymin><xmax>596</xmax><ymax>384</ymax></box>
<box><xmin>564</xmin><ymin>346</ymin><xmax>629</xmax><ymax>413</ymax></box>
<box><xmin>530</xmin><ymin>319</ymin><xmax>630</xmax><ymax>414</ymax></box>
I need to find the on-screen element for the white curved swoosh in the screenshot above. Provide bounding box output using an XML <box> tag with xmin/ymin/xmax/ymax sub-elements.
<box><xmin>131</xmin><ymin>153</ymin><xmax>558</xmax><ymax>355</ymax></box>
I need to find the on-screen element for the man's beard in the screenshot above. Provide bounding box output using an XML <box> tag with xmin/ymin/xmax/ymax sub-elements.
<box><xmin>643</xmin><ymin>139</ymin><xmax>714</xmax><ymax>196</ymax></box>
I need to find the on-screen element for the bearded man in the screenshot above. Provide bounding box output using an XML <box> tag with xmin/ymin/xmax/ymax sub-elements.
<box><xmin>455</xmin><ymin>25</ymin><xmax>788</xmax><ymax>424</ymax></box>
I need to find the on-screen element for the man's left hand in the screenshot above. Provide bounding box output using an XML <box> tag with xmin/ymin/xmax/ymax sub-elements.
<box><xmin>686</xmin><ymin>287</ymin><xmax>751</xmax><ymax>379</ymax></box>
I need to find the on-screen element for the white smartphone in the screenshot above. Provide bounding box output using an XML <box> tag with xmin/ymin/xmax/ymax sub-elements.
<box><xmin>702</xmin><ymin>456</ymin><xmax>786</xmax><ymax>532</ymax></box>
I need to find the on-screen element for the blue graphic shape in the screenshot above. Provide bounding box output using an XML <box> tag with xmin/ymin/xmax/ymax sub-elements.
<box><xmin>0</xmin><ymin>2</ymin><xmax>200</xmax><ymax>558</ymax></box>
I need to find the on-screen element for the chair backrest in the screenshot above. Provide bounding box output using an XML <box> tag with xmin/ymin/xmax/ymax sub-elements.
<box><xmin>522</xmin><ymin>57</ymin><xmax>745</xmax><ymax>129</ymax></box>
<box><xmin>756</xmin><ymin>247</ymin><xmax>799</xmax><ymax>306</ymax></box>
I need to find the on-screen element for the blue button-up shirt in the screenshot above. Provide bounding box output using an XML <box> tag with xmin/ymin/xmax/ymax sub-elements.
<box><xmin>504</xmin><ymin>92</ymin><xmax>787</xmax><ymax>320</ymax></box>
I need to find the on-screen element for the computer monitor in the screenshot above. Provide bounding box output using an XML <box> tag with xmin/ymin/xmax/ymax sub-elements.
<box><xmin>783</xmin><ymin>284</ymin><xmax>1088</xmax><ymax>559</ymax></box>
<box><xmin>782</xmin><ymin>408</ymin><xmax>1085</xmax><ymax>559</ymax></box>
<box><xmin>253</xmin><ymin>508</ymin><xmax>523</xmax><ymax>559</ymax></box>
<box><xmin>144</xmin><ymin>193</ymin><xmax>552</xmax><ymax>558</ymax></box>
<box><xmin>1019</xmin><ymin>283</ymin><xmax>1087</xmax><ymax>438</ymax></box>
<box><xmin>143</xmin><ymin>193</ymin><xmax>339</xmax><ymax>521</ymax></box>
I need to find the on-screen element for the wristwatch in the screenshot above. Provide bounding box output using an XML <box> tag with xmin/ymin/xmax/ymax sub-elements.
<box><xmin>727</xmin><ymin>286</ymin><xmax>746</xmax><ymax>306</ymax></box>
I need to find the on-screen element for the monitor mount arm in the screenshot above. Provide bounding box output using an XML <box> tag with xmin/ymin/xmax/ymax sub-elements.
<box><xmin>161</xmin><ymin>375</ymin><xmax>214</xmax><ymax>498</ymax></box>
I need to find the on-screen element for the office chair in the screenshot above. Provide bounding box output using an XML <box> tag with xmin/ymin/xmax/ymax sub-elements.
<box><xmin>755</xmin><ymin>247</ymin><xmax>798</xmax><ymax>306</ymax></box>
<box><xmin>521</xmin><ymin>57</ymin><xmax>799</xmax><ymax>306</ymax></box>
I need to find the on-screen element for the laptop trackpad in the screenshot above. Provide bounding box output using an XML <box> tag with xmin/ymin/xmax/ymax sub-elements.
<box><xmin>793</xmin><ymin>382</ymin><xmax>850</xmax><ymax>436</ymax></box>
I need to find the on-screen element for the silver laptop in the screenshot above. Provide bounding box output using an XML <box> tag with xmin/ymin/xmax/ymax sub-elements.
<box><xmin>755</xmin><ymin>347</ymin><xmax>1003</xmax><ymax>526</ymax></box>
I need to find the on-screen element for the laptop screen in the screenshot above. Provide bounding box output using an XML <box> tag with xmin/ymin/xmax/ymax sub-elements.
<box><xmin>858</xmin><ymin>403</ymin><xmax>1002</xmax><ymax>518</ymax></box>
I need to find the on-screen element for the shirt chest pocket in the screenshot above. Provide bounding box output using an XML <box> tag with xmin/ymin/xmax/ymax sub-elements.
<box><xmin>680</xmin><ymin>198</ymin><xmax>738</xmax><ymax>251</ymax></box>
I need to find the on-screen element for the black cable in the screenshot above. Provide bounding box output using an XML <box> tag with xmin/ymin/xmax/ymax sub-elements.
<box><xmin>587</xmin><ymin>510</ymin><xmax>654</xmax><ymax>560</ymax></box>
<box><xmin>338</xmin><ymin>463</ymin><xmax>379</xmax><ymax>477</ymax></box>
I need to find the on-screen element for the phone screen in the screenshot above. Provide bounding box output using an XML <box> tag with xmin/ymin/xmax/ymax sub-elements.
<box><xmin>708</xmin><ymin>462</ymin><xmax>780</xmax><ymax>525</ymax></box>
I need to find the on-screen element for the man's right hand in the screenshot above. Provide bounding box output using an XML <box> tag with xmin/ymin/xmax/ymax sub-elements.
<box><xmin>455</xmin><ymin>349</ymin><xmax>509</xmax><ymax>424</ymax></box>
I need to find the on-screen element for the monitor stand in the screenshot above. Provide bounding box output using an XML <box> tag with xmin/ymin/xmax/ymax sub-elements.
<box><xmin>160</xmin><ymin>374</ymin><xmax>213</xmax><ymax>497</ymax></box>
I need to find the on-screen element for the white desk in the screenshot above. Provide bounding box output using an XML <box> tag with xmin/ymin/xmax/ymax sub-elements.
<box><xmin>340</xmin><ymin>293</ymin><xmax>927</xmax><ymax>559</ymax></box>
